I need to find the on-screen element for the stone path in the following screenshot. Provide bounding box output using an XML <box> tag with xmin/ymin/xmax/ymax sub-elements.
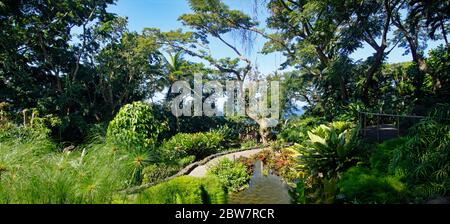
<box><xmin>188</xmin><ymin>148</ymin><xmax>264</xmax><ymax>177</ymax></box>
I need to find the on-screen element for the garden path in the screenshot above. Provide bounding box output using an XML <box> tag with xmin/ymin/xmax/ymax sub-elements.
<box><xmin>188</xmin><ymin>148</ymin><xmax>265</xmax><ymax>177</ymax></box>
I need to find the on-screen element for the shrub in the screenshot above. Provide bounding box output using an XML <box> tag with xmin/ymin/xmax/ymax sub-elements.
<box><xmin>136</xmin><ymin>176</ymin><xmax>227</xmax><ymax>204</ymax></box>
<box><xmin>142</xmin><ymin>164</ymin><xmax>180</xmax><ymax>184</ymax></box>
<box><xmin>428</xmin><ymin>103</ymin><xmax>450</xmax><ymax>122</ymax></box>
<box><xmin>279</xmin><ymin>116</ymin><xmax>324</xmax><ymax>144</ymax></box>
<box><xmin>292</xmin><ymin>180</ymin><xmax>306</xmax><ymax>204</ymax></box>
<box><xmin>215</xmin><ymin>125</ymin><xmax>239</xmax><ymax>144</ymax></box>
<box><xmin>0</xmin><ymin>123</ymin><xmax>49</xmax><ymax>143</ymax></box>
<box><xmin>295</xmin><ymin>121</ymin><xmax>364</xmax><ymax>203</ymax></box>
<box><xmin>390</xmin><ymin>118</ymin><xmax>450</xmax><ymax>200</ymax></box>
<box><xmin>240</xmin><ymin>139</ymin><xmax>260</xmax><ymax>149</ymax></box>
<box><xmin>299</xmin><ymin>121</ymin><xmax>361</xmax><ymax>179</ymax></box>
<box><xmin>370</xmin><ymin>138</ymin><xmax>407</xmax><ymax>173</ymax></box>
<box><xmin>0</xmin><ymin>110</ymin><xmax>60</xmax><ymax>143</ymax></box>
<box><xmin>247</xmin><ymin>148</ymin><xmax>303</xmax><ymax>184</ymax></box>
<box><xmin>268</xmin><ymin>148</ymin><xmax>303</xmax><ymax>183</ymax></box>
<box><xmin>106</xmin><ymin>102</ymin><xmax>167</xmax><ymax>151</ymax></box>
<box><xmin>337</xmin><ymin>167</ymin><xmax>406</xmax><ymax>204</ymax></box>
<box><xmin>160</xmin><ymin>131</ymin><xmax>225</xmax><ymax>161</ymax></box>
<box><xmin>207</xmin><ymin>158</ymin><xmax>251</xmax><ymax>192</ymax></box>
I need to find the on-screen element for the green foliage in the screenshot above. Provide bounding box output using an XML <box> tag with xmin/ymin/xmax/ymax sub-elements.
<box><xmin>389</xmin><ymin>118</ymin><xmax>450</xmax><ymax>200</ymax></box>
<box><xmin>240</xmin><ymin>139</ymin><xmax>260</xmax><ymax>149</ymax></box>
<box><xmin>0</xmin><ymin>123</ymin><xmax>50</xmax><ymax>143</ymax></box>
<box><xmin>292</xmin><ymin>180</ymin><xmax>306</xmax><ymax>204</ymax></box>
<box><xmin>334</xmin><ymin>102</ymin><xmax>366</xmax><ymax>122</ymax></box>
<box><xmin>136</xmin><ymin>176</ymin><xmax>227</xmax><ymax>204</ymax></box>
<box><xmin>207</xmin><ymin>158</ymin><xmax>250</xmax><ymax>192</ymax></box>
<box><xmin>299</xmin><ymin>121</ymin><xmax>361</xmax><ymax>179</ymax></box>
<box><xmin>107</xmin><ymin>102</ymin><xmax>168</xmax><ymax>151</ymax></box>
<box><xmin>160</xmin><ymin>131</ymin><xmax>225</xmax><ymax>161</ymax></box>
<box><xmin>0</xmin><ymin>1</ymin><xmax>163</xmax><ymax>142</ymax></box>
<box><xmin>0</xmin><ymin>111</ymin><xmax>60</xmax><ymax>143</ymax></box>
<box><xmin>1</xmin><ymin>0</ymin><xmax>449</xmax><ymax>205</ymax></box>
<box><xmin>0</xmin><ymin>137</ymin><xmax>140</xmax><ymax>203</ymax></box>
<box><xmin>142</xmin><ymin>164</ymin><xmax>181</xmax><ymax>184</ymax></box>
<box><xmin>426</xmin><ymin>45</ymin><xmax>450</xmax><ymax>100</ymax></box>
<box><xmin>370</xmin><ymin>138</ymin><xmax>408</xmax><ymax>173</ymax></box>
<box><xmin>428</xmin><ymin>103</ymin><xmax>450</xmax><ymax>122</ymax></box>
<box><xmin>214</xmin><ymin>125</ymin><xmax>239</xmax><ymax>143</ymax></box>
<box><xmin>238</xmin><ymin>147</ymin><xmax>303</xmax><ymax>185</ymax></box>
<box><xmin>338</xmin><ymin>167</ymin><xmax>406</xmax><ymax>204</ymax></box>
<box><xmin>258</xmin><ymin>148</ymin><xmax>303</xmax><ymax>183</ymax></box>
<box><xmin>180</xmin><ymin>0</ymin><xmax>256</xmax><ymax>40</ymax></box>
<box><xmin>279</xmin><ymin>116</ymin><xmax>325</xmax><ymax>144</ymax></box>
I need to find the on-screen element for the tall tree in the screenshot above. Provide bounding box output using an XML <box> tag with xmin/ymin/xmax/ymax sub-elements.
<box><xmin>260</xmin><ymin>0</ymin><xmax>357</xmax><ymax>115</ymax></box>
<box><xmin>409</xmin><ymin>0</ymin><xmax>450</xmax><ymax>47</ymax></box>
<box><xmin>94</xmin><ymin>17</ymin><xmax>163</xmax><ymax>117</ymax></box>
<box><xmin>152</xmin><ymin>0</ymin><xmax>284</xmax><ymax>144</ymax></box>
<box><xmin>0</xmin><ymin>1</ymin><xmax>167</xmax><ymax>140</ymax></box>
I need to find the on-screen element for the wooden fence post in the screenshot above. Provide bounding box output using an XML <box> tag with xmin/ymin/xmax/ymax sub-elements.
<box><xmin>364</xmin><ymin>113</ymin><xmax>367</xmax><ymax>137</ymax></box>
<box><xmin>377</xmin><ymin>115</ymin><xmax>380</xmax><ymax>142</ymax></box>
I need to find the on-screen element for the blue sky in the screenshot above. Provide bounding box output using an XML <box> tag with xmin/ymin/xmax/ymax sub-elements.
<box><xmin>108</xmin><ymin>0</ymin><xmax>445</xmax><ymax>75</ymax></box>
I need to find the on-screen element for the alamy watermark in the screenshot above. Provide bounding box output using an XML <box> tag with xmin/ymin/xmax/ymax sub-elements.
<box><xmin>170</xmin><ymin>74</ymin><xmax>280</xmax><ymax>127</ymax></box>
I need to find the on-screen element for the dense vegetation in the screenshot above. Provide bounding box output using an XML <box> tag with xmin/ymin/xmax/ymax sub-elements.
<box><xmin>136</xmin><ymin>176</ymin><xmax>227</xmax><ymax>204</ymax></box>
<box><xmin>0</xmin><ymin>0</ymin><xmax>449</xmax><ymax>204</ymax></box>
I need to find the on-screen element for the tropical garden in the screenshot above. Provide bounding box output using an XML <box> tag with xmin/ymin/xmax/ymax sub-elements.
<box><xmin>0</xmin><ymin>0</ymin><xmax>449</xmax><ymax>204</ymax></box>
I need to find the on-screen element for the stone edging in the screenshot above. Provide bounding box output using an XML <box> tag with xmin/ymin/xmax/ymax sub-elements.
<box><xmin>121</xmin><ymin>146</ymin><xmax>264</xmax><ymax>194</ymax></box>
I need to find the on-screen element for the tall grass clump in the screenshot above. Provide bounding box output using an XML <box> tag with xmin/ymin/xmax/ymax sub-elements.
<box><xmin>0</xmin><ymin>123</ymin><xmax>142</xmax><ymax>204</ymax></box>
<box><xmin>136</xmin><ymin>176</ymin><xmax>227</xmax><ymax>204</ymax></box>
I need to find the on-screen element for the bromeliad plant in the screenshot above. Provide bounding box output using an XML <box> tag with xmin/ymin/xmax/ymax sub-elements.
<box><xmin>300</xmin><ymin>121</ymin><xmax>361</xmax><ymax>180</ymax></box>
<box><xmin>298</xmin><ymin>121</ymin><xmax>363</xmax><ymax>203</ymax></box>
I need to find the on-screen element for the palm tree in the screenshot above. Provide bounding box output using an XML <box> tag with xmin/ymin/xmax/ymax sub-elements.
<box><xmin>162</xmin><ymin>51</ymin><xmax>189</xmax><ymax>133</ymax></box>
<box><xmin>165</xmin><ymin>51</ymin><xmax>185</xmax><ymax>83</ymax></box>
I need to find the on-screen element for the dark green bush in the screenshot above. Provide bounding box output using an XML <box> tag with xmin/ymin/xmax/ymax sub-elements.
<box><xmin>338</xmin><ymin>167</ymin><xmax>406</xmax><ymax>204</ymax></box>
<box><xmin>207</xmin><ymin>158</ymin><xmax>250</xmax><ymax>192</ymax></box>
<box><xmin>160</xmin><ymin>131</ymin><xmax>225</xmax><ymax>161</ymax></box>
<box><xmin>106</xmin><ymin>102</ymin><xmax>168</xmax><ymax>151</ymax></box>
<box><xmin>136</xmin><ymin>176</ymin><xmax>227</xmax><ymax>204</ymax></box>
<box><xmin>370</xmin><ymin>138</ymin><xmax>408</xmax><ymax>173</ymax></box>
<box><xmin>390</xmin><ymin>118</ymin><xmax>450</xmax><ymax>200</ymax></box>
<box><xmin>142</xmin><ymin>164</ymin><xmax>181</xmax><ymax>184</ymax></box>
<box><xmin>428</xmin><ymin>103</ymin><xmax>450</xmax><ymax>122</ymax></box>
<box><xmin>214</xmin><ymin>125</ymin><xmax>239</xmax><ymax>145</ymax></box>
<box><xmin>279</xmin><ymin>116</ymin><xmax>324</xmax><ymax>144</ymax></box>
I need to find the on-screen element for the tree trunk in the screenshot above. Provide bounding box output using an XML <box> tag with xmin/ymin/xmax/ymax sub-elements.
<box><xmin>339</xmin><ymin>75</ymin><xmax>348</xmax><ymax>102</ymax></box>
<box><xmin>259</xmin><ymin>126</ymin><xmax>269</xmax><ymax>146</ymax></box>
<box><xmin>410</xmin><ymin>45</ymin><xmax>428</xmax><ymax>98</ymax></box>
<box><xmin>362</xmin><ymin>46</ymin><xmax>386</xmax><ymax>105</ymax></box>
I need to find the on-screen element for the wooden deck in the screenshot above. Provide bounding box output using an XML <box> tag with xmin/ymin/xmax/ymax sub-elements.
<box><xmin>360</xmin><ymin>124</ymin><xmax>402</xmax><ymax>142</ymax></box>
<box><xmin>358</xmin><ymin>111</ymin><xmax>426</xmax><ymax>142</ymax></box>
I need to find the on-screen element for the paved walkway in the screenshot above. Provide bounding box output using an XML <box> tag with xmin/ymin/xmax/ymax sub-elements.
<box><xmin>188</xmin><ymin>148</ymin><xmax>264</xmax><ymax>177</ymax></box>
